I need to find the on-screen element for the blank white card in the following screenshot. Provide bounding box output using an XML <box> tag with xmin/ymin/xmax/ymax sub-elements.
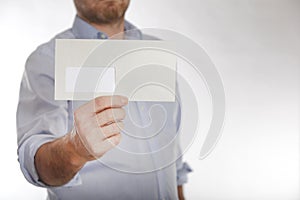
<box><xmin>55</xmin><ymin>39</ymin><xmax>176</xmax><ymax>101</ymax></box>
<box><xmin>65</xmin><ymin>67</ymin><xmax>115</xmax><ymax>93</ymax></box>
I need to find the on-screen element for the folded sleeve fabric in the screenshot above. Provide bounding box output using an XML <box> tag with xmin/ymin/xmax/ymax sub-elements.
<box><xmin>176</xmin><ymin>156</ymin><xmax>193</xmax><ymax>186</ymax></box>
<box><xmin>16</xmin><ymin>41</ymin><xmax>81</xmax><ymax>187</ymax></box>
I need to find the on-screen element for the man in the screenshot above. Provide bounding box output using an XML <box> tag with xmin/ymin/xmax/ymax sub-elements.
<box><xmin>17</xmin><ymin>0</ymin><xmax>191</xmax><ymax>199</ymax></box>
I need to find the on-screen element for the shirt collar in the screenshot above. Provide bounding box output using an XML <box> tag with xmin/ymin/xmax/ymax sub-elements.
<box><xmin>71</xmin><ymin>15</ymin><xmax>142</xmax><ymax>40</ymax></box>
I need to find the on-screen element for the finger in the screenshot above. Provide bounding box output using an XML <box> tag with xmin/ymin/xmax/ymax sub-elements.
<box><xmin>99</xmin><ymin>122</ymin><xmax>124</xmax><ymax>139</ymax></box>
<box><xmin>96</xmin><ymin>108</ymin><xmax>126</xmax><ymax>127</ymax></box>
<box><xmin>101</xmin><ymin>133</ymin><xmax>122</xmax><ymax>152</ymax></box>
<box><xmin>81</xmin><ymin>131</ymin><xmax>122</xmax><ymax>159</ymax></box>
<box><xmin>92</xmin><ymin>95</ymin><xmax>128</xmax><ymax>113</ymax></box>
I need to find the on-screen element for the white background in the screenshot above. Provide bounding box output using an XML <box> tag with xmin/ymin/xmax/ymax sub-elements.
<box><xmin>0</xmin><ymin>0</ymin><xmax>299</xmax><ymax>199</ymax></box>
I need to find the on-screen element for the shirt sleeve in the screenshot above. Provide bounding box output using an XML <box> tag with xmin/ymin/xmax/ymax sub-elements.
<box><xmin>16</xmin><ymin>43</ymin><xmax>81</xmax><ymax>187</ymax></box>
<box><xmin>175</xmin><ymin>150</ymin><xmax>192</xmax><ymax>186</ymax></box>
<box><xmin>175</xmin><ymin>83</ymin><xmax>192</xmax><ymax>186</ymax></box>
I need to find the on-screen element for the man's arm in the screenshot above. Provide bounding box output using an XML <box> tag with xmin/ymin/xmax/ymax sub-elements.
<box><xmin>35</xmin><ymin>96</ymin><xmax>128</xmax><ymax>186</ymax></box>
<box><xmin>178</xmin><ymin>185</ymin><xmax>185</xmax><ymax>200</ymax></box>
<box><xmin>34</xmin><ymin>132</ymin><xmax>86</xmax><ymax>186</ymax></box>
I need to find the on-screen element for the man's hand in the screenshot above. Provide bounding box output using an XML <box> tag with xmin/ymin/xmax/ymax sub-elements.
<box><xmin>71</xmin><ymin>95</ymin><xmax>128</xmax><ymax>164</ymax></box>
<box><xmin>35</xmin><ymin>96</ymin><xmax>128</xmax><ymax>186</ymax></box>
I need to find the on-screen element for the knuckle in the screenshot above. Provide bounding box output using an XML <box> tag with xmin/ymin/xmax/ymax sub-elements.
<box><xmin>108</xmin><ymin>136</ymin><xmax>121</xmax><ymax>148</ymax></box>
<box><xmin>113</xmin><ymin>134</ymin><xmax>122</xmax><ymax>145</ymax></box>
<box><xmin>111</xmin><ymin>123</ymin><xmax>121</xmax><ymax>133</ymax></box>
<box><xmin>95</xmin><ymin>97</ymin><xmax>106</xmax><ymax>108</ymax></box>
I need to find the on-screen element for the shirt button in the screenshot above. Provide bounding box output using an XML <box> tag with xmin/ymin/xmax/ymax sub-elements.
<box><xmin>100</xmin><ymin>34</ymin><xmax>106</xmax><ymax>39</ymax></box>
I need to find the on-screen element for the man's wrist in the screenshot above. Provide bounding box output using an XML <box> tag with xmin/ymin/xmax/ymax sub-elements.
<box><xmin>64</xmin><ymin>131</ymin><xmax>88</xmax><ymax>169</ymax></box>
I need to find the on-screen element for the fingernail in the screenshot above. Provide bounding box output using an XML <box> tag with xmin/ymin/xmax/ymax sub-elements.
<box><xmin>121</xmin><ymin>96</ymin><xmax>128</xmax><ymax>104</ymax></box>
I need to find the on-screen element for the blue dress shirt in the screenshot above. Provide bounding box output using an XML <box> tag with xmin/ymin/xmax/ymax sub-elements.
<box><xmin>17</xmin><ymin>16</ymin><xmax>191</xmax><ymax>200</ymax></box>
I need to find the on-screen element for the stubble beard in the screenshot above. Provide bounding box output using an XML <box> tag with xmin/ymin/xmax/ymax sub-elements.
<box><xmin>76</xmin><ymin>0</ymin><xmax>129</xmax><ymax>25</ymax></box>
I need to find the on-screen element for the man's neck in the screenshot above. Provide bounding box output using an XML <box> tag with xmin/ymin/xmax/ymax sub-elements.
<box><xmin>90</xmin><ymin>19</ymin><xmax>125</xmax><ymax>39</ymax></box>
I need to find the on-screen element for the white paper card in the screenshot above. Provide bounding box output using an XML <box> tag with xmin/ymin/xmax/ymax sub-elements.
<box><xmin>55</xmin><ymin>39</ymin><xmax>176</xmax><ymax>101</ymax></box>
<box><xmin>65</xmin><ymin>67</ymin><xmax>115</xmax><ymax>93</ymax></box>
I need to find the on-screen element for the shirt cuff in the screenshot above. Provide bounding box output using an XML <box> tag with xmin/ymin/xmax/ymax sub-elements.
<box><xmin>18</xmin><ymin>134</ymin><xmax>82</xmax><ymax>188</ymax></box>
<box><xmin>176</xmin><ymin>162</ymin><xmax>192</xmax><ymax>186</ymax></box>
